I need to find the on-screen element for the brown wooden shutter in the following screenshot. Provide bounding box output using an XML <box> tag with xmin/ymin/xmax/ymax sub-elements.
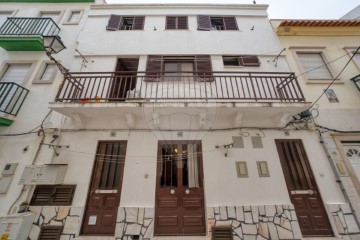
<box><xmin>106</xmin><ymin>14</ymin><xmax>122</xmax><ymax>31</ymax></box>
<box><xmin>197</xmin><ymin>15</ymin><xmax>211</xmax><ymax>31</ymax></box>
<box><xmin>145</xmin><ymin>55</ymin><xmax>163</xmax><ymax>81</ymax></box>
<box><xmin>240</xmin><ymin>55</ymin><xmax>260</xmax><ymax>66</ymax></box>
<box><xmin>177</xmin><ymin>16</ymin><xmax>188</xmax><ymax>29</ymax></box>
<box><xmin>133</xmin><ymin>16</ymin><xmax>145</xmax><ymax>30</ymax></box>
<box><xmin>195</xmin><ymin>55</ymin><xmax>213</xmax><ymax>81</ymax></box>
<box><xmin>30</xmin><ymin>185</ymin><xmax>76</xmax><ymax>206</ymax></box>
<box><xmin>223</xmin><ymin>17</ymin><xmax>238</xmax><ymax>30</ymax></box>
<box><xmin>39</xmin><ymin>226</ymin><xmax>62</xmax><ymax>240</ymax></box>
<box><xmin>166</xmin><ymin>16</ymin><xmax>177</xmax><ymax>29</ymax></box>
<box><xmin>212</xmin><ymin>226</ymin><xmax>233</xmax><ymax>240</ymax></box>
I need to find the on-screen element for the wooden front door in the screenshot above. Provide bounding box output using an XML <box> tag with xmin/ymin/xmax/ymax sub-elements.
<box><xmin>275</xmin><ymin>139</ymin><xmax>333</xmax><ymax>237</ymax></box>
<box><xmin>82</xmin><ymin>141</ymin><xmax>127</xmax><ymax>235</ymax></box>
<box><xmin>155</xmin><ymin>141</ymin><xmax>206</xmax><ymax>236</ymax></box>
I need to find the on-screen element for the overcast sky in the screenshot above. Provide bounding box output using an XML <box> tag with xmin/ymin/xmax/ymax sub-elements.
<box><xmin>106</xmin><ymin>0</ymin><xmax>359</xmax><ymax>20</ymax></box>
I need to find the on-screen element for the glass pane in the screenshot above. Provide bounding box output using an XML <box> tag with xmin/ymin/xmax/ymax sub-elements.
<box><xmin>160</xmin><ymin>144</ymin><xmax>178</xmax><ymax>188</ymax></box>
<box><xmin>183</xmin><ymin>143</ymin><xmax>200</xmax><ymax>188</ymax></box>
<box><xmin>297</xmin><ymin>53</ymin><xmax>333</xmax><ymax>79</ymax></box>
<box><xmin>41</xmin><ymin>64</ymin><xmax>56</xmax><ymax>81</ymax></box>
<box><xmin>69</xmin><ymin>11</ymin><xmax>81</xmax><ymax>23</ymax></box>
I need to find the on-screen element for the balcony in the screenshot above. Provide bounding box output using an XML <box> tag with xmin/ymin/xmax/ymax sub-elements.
<box><xmin>50</xmin><ymin>71</ymin><xmax>310</xmax><ymax>129</ymax></box>
<box><xmin>0</xmin><ymin>17</ymin><xmax>60</xmax><ymax>51</ymax></box>
<box><xmin>0</xmin><ymin>82</ymin><xmax>29</xmax><ymax>126</ymax></box>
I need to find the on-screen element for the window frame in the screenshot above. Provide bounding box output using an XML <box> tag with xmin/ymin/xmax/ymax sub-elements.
<box><xmin>0</xmin><ymin>61</ymin><xmax>37</xmax><ymax>87</ymax></box>
<box><xmin>222</xmin><ymin>55</ymin><xmax>260</xmax><ymax>67</ymax></box>
<box><xmin>197</xmin><ymin>15</ymin><xmax>238</xmax><ymax>31</ymax></box>
<box><xmin>63</xmin><ymin>9</ymin><xmax>83</xmax><ymax>25</ymax></box>
<box><xmin>291</xmin><ymin>47</ymin><xmax>340</xmax><ymax>84</ymax></box>
<box><xmin>30</xmin><ymin>185</ymin><xmax>76</xmax><ymax>206</ymax></box>
<box><xmin>0</xmin><ymin>10</ymin><xmax>17</xmax><ymax>27</ymax></box>
<box><xmin>344</xmin><ymin>47</ymin><xmax>360</xmax><ymax>72</ymax></box>
<box><xmin>33</xmin><ymin>61</ymin><xmax>58</xmax><ymax>84</ymax></box>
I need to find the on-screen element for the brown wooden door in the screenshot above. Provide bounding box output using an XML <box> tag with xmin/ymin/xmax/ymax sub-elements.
<box><xmin>82</xmin><ymin>141</ymin><xmax>127</xmax><ymax>235</ymax></box>
<box><xmin>155</xmin><ymin>141</ymin><xmax>206</xmax><ymax>236</ymax></box>
<box><xmin>275</xmin><ymin>139</ymin><xmax>333</xmax><ymax>237</ymax></box>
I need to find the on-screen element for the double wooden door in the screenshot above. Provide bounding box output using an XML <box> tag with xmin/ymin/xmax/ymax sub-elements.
<box><xmin>82</xmin><ymin>141</ymin><xmax>127</xmax><ymax>235</ymax></box>
<box><xmin>155</xmin><ymin>141</ymin><xmax>206</xmax><ymax>236</ymax></box>
<box><xmin>275</xmin><ymin>139</ymin><xmax>333</xmax><ymax>237</ymax></box>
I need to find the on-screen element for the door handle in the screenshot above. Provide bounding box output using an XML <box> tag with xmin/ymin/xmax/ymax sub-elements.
<box><xmin>185</xmin><ymin>189</ymin><xmax>190</xmax><ymax>195</ymax></box>
<box><xmin>170</xmin><ymin>189</ymin><xmax>175</xmax><ymax>195</ymax></box>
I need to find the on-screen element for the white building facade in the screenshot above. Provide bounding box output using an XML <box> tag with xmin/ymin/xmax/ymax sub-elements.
<box><xmin>1</xmin><ymin>1</ymin><xmax>359</xmax><ymax>240</ymax></box>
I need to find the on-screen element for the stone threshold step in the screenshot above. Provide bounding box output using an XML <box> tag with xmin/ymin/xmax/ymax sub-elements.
<box><xmin>153</xmin><ymin>237</ymin><xmax>210</xmax><ymax>240</ymax></box>
<box><xmin>74</xmin><ymin>237</ymin><xmax>116</xmax><ymax>240</ymax></box>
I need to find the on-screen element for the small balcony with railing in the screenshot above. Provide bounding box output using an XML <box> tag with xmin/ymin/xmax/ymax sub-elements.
<box><xmin>50</xmin><ymin>71</ymin><xmax>310</xmax><ymax>128</ymax></box>
<box><xmin>0</xmin><ymin>17</ymin><xmax>60</xmax><ymax>51</ymax></box>
<box><xmin>0</xmin><ymin>82</ymin><xmax>29</xmax><ymax>126</ymax></box>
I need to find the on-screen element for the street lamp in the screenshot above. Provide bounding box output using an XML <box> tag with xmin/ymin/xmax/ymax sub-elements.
<box><xmin>43</xmin><ymin>35</ymin><xmax>69</xmax><ymax>75</ymax></box>
<box><xmin>43</xmin><ymin>36</ymin><xmax>66</xmax><ymax>54</ymax></box>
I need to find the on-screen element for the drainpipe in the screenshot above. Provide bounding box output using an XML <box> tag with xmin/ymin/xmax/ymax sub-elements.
<box><xmin>318</xmin><ymin>132</ymin><xmax>360</xmax><ymax>230</ymax></box>
<box><xmin>7</xmin><ymin>130</ymin><xmax>46</xmax><ymax>215</ymax></box>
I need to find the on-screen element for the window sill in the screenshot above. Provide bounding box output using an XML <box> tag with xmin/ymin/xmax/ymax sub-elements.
<box><xmin>305</xmin><ymin>78</ymin><xmax>343</xmax><ymax>84</ymax></box>
<box><xmin>32</xmin><ymin>80</ymin><xmax>54</xmax><ymax>84</ymax></box>
<box><xmin>223</xmin><ymin>66</ymin><xmax>244</xmax><ymax>68</ymax></box>
<box><xmin>62</xmin><ymin>22</ymin><xmax>80</xmax><ymax>25</ymax></box>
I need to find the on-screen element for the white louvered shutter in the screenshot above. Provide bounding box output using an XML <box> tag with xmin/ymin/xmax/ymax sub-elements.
<box><xmin>297</xmin><ymin>53</ymin><xmax>333</xmax><ymax>79</ymax></box>
<box><xmin>41</xmin><ymin>64</ymin><xmax>56</xmax><ymax>81</ymax></box>
<box><xmin>68</xmin><ymin>11</ymin><xmax>81</xmax><ymax>23</ymax></box>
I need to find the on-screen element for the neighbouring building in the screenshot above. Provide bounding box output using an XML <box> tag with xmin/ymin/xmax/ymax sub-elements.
<box><xmin>341</xmin><ymin>5</ymin><xmax>360</xmax><ymax>20</ymax></box>
<box><xmin>270</xmin><ymin>19</ymin><xmax>360</xmax><ymax>239</ymax></box>
<box><xmin>1</xmin><ymin>1</ymin><xmax>360</xmax><ymax>240</ymax></box>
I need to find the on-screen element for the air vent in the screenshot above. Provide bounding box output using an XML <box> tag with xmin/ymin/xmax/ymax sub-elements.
<box><xmin>39</xmin><ymin>226</ymin><xmax>62</xmax><ymax>240</ymax></box>
<box><xmin>212</xmin><ymin>226</ymin><xmax>233</xmax><ymax>240</ymax></box>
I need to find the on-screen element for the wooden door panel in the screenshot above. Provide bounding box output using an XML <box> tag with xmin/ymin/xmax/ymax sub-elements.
<box><xmin>155</xmin><ymin>141</ymin><xmax>205</xmax><ymax>236</ymax></box>
<box><xmin>82</xmin><ymin>141</ymin><xmax>127</xmax><ymax>235</ymax></box>
<box><xmin>276</xmin><ymin>139</ymin><xmax>333</xmax><ymax>237</ymax></box>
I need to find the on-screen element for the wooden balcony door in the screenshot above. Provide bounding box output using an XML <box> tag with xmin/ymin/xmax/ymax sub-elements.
<box><xmin>109</xmin><ymin>58</ymin><xmax>138</xmax><ymax>100</ymax></box>
<box><xmin>275</xmin><ymin>139</ymin><xmax>333</xmax><ymax>237</ymax></box>
<box><xmin>82</xmin><ymin>141</ymin><xmax>127</xmax><ymax>235</ymax></box>
<box><xmin>155</xmin><ymin>141</ymin><xmax>206</xmax><ymax>236</ymax></box>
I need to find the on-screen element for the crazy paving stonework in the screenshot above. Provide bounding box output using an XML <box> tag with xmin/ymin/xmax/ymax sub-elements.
<box><xmin>207</xmin><ymin>205</ymin><xmax>302</xmax><ymax>240</ymax></box>
<box><xmin>115</xmin><ymin>207</ymin><xmax>154</xmax><ymax>240</ymax></box>
<box><xmin>328</xmin><ymin>204</ymin><xmax>360</xmax><ymax>236</ymax></box>
<box><xmin>27</xmin><ymin>206</ymin><xmax>82</xmax><ymax>240</ymax></box>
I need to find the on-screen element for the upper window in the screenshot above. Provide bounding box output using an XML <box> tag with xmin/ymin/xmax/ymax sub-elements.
<box><xmin>353</xmin><ymin>52</ymin><xmax>360</xmax><ymax>68</ymax></box>
<box><xmin>145</xmin><ymin>55</ymin><xmax>213</xmax><ymax>81</ymax></box>
<box><xmin>0</xmin><ymin>11</ymin><xmax>14</xmax><ymax>28</ymax></box>
<box><xmin>198</xmin><ymin>16</ymin><xmax>238</xmax><ymax>31</ymax></box>
<box><xmin>0</xmin><ymin>63</ymin><xmax>32</xmax><ymax>85</ymax></box>
<box><xmin>33</xmin><ymin>62</ymin><xmax>57</xmax><ymax>84</ymax></box>
<box><xmin>297</xmin><ymin>52</ymin><xmax>333</xmax><ymax>79</ymax></box>
<box><xmin>166</xmin><ymin>16</ymin><xmax>188</xmax><ymax>30</ymax></box>
<box><xmin>106</xmin><ymin>15</ymin><xmax>145</xmax><ymax>31</ymax></box>
<box><xmin>64</xmin><ymin>10</ymin><xmax>82</xmax><ymax>24</ymax></box>
<box><xmin>40</xmin><ymin>11</ymin><xmax>61</xmax><ymax>23</ymax></box>
<box><xmin>223</xmin><ymin>56</ymin><xmax>260</xmax><ymax>67</ymax></box>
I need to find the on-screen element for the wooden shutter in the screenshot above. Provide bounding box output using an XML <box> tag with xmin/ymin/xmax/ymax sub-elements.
<box><xmin>212</xmin><ymin>226</ymin><xmax>233</xmax><ymax>240</ymax></box>
<box><xmin>133</xmin><ymin>16</ymin><xmax>145</xmax><ymax>30</ymax></box>
<box><xmin>106</xmin><ymin>14</ymin><xmax>122</xmax><ymax>31</ymax></box>
<box><xmin>177</xmin><ymin>16</ymin><xmax>188</xmax><ymax>29</ymax></box>
<box><xmin>30</xmin><ymin>185</ymin><xmax>76</xmax><ymax>206</ymax></box>
<box><xmin>166</xmin><ymin>16</ymin><xmax>177</xmax><ymax>29</ymax></box>
<box><xmin>145</xmin><ymin>55</ymin><xmax>163</xmax><ymax>81</ymax></box>
<box><xmin>195</xmin><ymin>55</ymin><xmax>213</xmax><ymax>81</ymax></box>
<box><xmin>197</xmin><ymin>15</ymin><xmax>211</xmax><ymax>31</ymax></box>
<box><xmin>240</xmin><ymin>55</ymin><xmax>260</xmax><ymax>66</ymax></box>
<box><xmin>39</xmin><ymin>226</ymin><xmax>62</xmax><ymax>240</ymax></box>
<box><xmin>223</xmin><ymin>17</ymin><xmax>238</xmax><ymax>30</ymax></box>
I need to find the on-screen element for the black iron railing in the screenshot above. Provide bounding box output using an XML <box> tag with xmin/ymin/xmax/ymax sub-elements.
<box><xmin>0</xmin><ymin>17</ymin><xmax>60</xmax><ymax>36</ymax></box>
<box><xmin>351</xmin><ymin>74</ymin><xmax>360</xmax><ymax>92</ymax></box>
<box><xmin>0</xmin><ymin>82</ymin><xmax>29</xmax><ymax>116</ymax></box>
<box><xmin>55</xmin><ymin>71</ymin><xmax>305</xmax><ymax>102</ymax></box>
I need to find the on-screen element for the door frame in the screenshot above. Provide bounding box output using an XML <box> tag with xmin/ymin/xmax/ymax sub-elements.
<box><xmin>154</xmin><ymin>140</ymin><xmax>206</xmax><ymax>236</ymax></box>
<box><xmin>80</xmin><ymin>140</ymin><xmax>127</xmax><ymax>236</ymax></box>
<box><xmin>275</xmin><ymin>139</ymin><xmax>333</xmax><ymax>237</ymax></box>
